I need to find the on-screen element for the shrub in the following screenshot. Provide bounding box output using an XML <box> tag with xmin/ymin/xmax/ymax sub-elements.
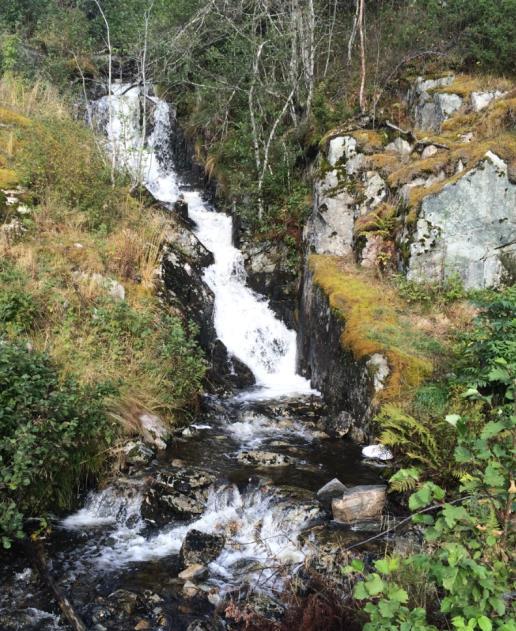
<box><xmin>0</xmin><ymin>339</ymin><xmax>117</xmax><ymax>547</ymax></box>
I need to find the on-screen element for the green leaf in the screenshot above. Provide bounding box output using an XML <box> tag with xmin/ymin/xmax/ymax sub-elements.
<box><xmin>365</xmin><ymin>573</ymin><xmax>384</xmax><ymax>596</ymax></box>
<box><xmin>353</xmin><ymin>581</ymin><xmax>368</xmax><ymax>600</ymax></box>
<box><xmin>351</xmin><ymin>558</ymin><xmax>365</xmax><ymax>572</ymax></box>
<box><xmin>477</xmin><ymin>616</ymin><xmax>492</xmax><ymax>631</ymax></box>
<box><xmin>374</xmin><ymin>558</ymin><xmax>390</xmax><ymax>574</ymax></box>
<box><xmin>446</xmin><ymin>414</ymin><xmax>461</xmax><ymax>427</ymax></box>
<box><xmin>480</xmin><ymin>421</ymin><xmax>506</xmax><ymax>440</ymax></box>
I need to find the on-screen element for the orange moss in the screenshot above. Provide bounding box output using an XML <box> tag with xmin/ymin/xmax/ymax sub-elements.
<box><xmin>309</xmin><ymin>255</ymin><xmax>435</xmax><ymax>403</ymax></box>
<box><xmin>387</xmin><ymin>153</ymin><xmax>450</xmax><ymax>187</ymax></box>
<box><xmin>366</xmin><ymin>153</ymin><xmax>400</xmax><ymax>174</ymax></box>
<box><xmin>432</xmin><ymin>74</ymin><xmax>513</xmax><ymax>98</ymax></box>
<box><xmin>349</xmin><ymin>129</ymin><xmax>386</xmax><ymax>153</ymax></box>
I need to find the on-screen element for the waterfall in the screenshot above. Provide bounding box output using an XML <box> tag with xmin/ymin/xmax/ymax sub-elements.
<box><xmin>95</xmin><ymin>83</ymin><xmax>314</xmax><ymax>399</ymax></box>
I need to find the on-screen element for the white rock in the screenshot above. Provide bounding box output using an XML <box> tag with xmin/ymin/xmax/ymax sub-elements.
<box><xmin>362</xmin><ymin>444</ymin><xmax>393</xmax><ymax>461</ymax></box>
<box><xmin>139</xmin><ymin>413</ymin><xmax>169</xmax><ymax>451</ymax></box>
<box><xmin>327</xmin><ymin>136</ymin><xmax>359</xmax><ymax>166</ymax></box>
<box><xmin>385</xmin><ymin>137</ymin><xmax>412</xmax><ymax>156</ymax></box>
<box><xmin>421</xmin><ymin>145</ymin><xmax>438</xmax><ymax>159</ymax></box>
<box><xmin>366</xmin><ymin>353</ymin><xmax>390</xmax><ymax>392</ymax></box>
<box><xmin>471</xmin><ymin>90</ymin><xmax>505</xmax><ymax>112</ymax></box>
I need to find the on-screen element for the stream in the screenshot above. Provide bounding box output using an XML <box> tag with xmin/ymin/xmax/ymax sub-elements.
<box><xmin>0</xmin><ymin>85</ymin><xmax>384</xmax><ymax>631</ymax></box>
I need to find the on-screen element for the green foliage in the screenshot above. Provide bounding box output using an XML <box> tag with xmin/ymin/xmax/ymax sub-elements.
<box><xmin>0</xmin><ymin>339</ymin><xmax>117</xmax><ymax>546</ymax></box>
<box><xmin>421</xmin><ymin>0</ymin><xmax>516</xmax><ymax>74</ymax></box>
<box><xmin>376</xmin><ymin>404</ymin><xmax>458</xmax><ymax>486</ymax></box>
<box><xmin>17</xmin><ymin>114</ymin><xmax>117</xmax><ymax>227</ymax></box>
<box><xmin>395</xmin><ymin>273</ymin><xmax>467</xmax><ymax>308</ymax></box>
<box><xmin>350</xmin><ymin>357</ymin><xmax>515</xmax><ymax>629</ymax></box>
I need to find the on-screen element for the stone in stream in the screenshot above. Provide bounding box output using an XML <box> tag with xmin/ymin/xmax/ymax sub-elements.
<box><xmin>180</xmin><ymin>529</ymin><xmax>226</xmax><ymax>567</ymax></box>
<box><xmin>331</xmin><ymin>485</ymin><xmax>387</xmax><ymax>524</ymax></box>
<box><xmin>316</xmin><ymin>478</ymin><xmax>347</xmax><ymax>508</ymax></box>
<box><xmin>323</xmin><ymin>411</ymin><xmax>354</xmax><ymax>438</ymax></box>
<box><xmin>236</xmin><ymin>450</ymin><xmax>293</xmax><ymax>467</ymax></box>
<box><xmin>178</xmin><ymin>564</ymin><xmax>208</xmax><ymax>581</ymax></box>
<box><xmin>141</xmin><ymin>468</ymin><xmax>216</xmax><ymax>526</ymax></box>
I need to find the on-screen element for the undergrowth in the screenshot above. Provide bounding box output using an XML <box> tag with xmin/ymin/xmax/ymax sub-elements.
<box><xmin>0</xmin><ymin>76</ymin><xmax>206</xmax><ymax>546</ymax></box>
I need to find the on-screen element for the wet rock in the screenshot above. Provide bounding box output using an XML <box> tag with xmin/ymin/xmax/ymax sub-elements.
<box><xmin>134</xmin><ymin>620</ymin><xmax>151</xmax><ymax>630</ymax></box>
<box><xmin>142</xmin><ymin>468</ymin><xmax>215</xmax><ymax>525</ymax></box>
<box><xmin>124</xmin><ymin>441</ymin><xmax>155</xmax><ymax>467</ymax></box>
<box><xmin>164</xmin><ymin>213</ymin><xmax>213</xmax><ymax>267</ymax></box>
<box><xmin>178</xmin><ymin>564</ymin><xmax>208</xmax><ymax>581</ymax></box>
<box><xmin>323</xmin><ymin>411</ymin><xmax>354</xmax><ymax>438</ymax></box>
<box><xmin>241</xmin><ymin>239</ymin><xmax>299</xmax><ymax>328</ymax></box>
<box><xmin>332</xmin><ymin>485</ymin><xmax>386</xmax><ymax>524</ymax></box>
<box><xmin>297</xmin><ymin>268</ymin><xmax>375</xmax><ymax>436</ymax></box>
<box><xmin>236</xmin><ymin>450</ymin><xmax>293</xmax><ymax>467</ymax></box>
<box><xmin>183</xmin><ymin>581</ymin><xmax>201</xmax><ymax>598</ymax></box>
<box><xmin>316</xmin><ymin>478</ymin><xmax>347</xmax><ymax>508</ymax></box>
<box><xmin>207</xmin><ymin>340</ymin><xmax>255</xmax><ymax>390</ymax></box>
<box><xmin>107</xmin><ymin>589</ymin><xmax>140</xmax><ymax>615</ymax></box>
<box><xmin>180</xmin><ymin>529</ymin><xmax>225</xmax><ymax>567</ymax></box>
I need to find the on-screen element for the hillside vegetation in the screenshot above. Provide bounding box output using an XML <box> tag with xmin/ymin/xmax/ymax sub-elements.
<box><xmin>0</xmin><ymin>76</ymin><xmax>205</xmax><ymax>546</ymax></box>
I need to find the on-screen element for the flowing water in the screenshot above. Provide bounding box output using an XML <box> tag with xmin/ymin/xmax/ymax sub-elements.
<box><xmin>1</xmin><ymin>85</ymin><xmax>383</xmax><ymax>631</ymax></box>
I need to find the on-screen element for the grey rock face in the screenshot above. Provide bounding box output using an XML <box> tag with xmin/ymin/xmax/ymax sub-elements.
<box><xmin>331</xmin><ymin>485</ymin><xmax>386</xmax><ymax>524</ymax></box>
<box><xmin>407</xmin><ymin>153</ymin><xmax>516</xmax><ymax>288</ymax></box>
<box><xmin>410</xmin><ymin>75</ymin><xmax>462</xmax><ymax>132</ymax></box>
<box><xmin>297</xmin><ymin>268</ymin><xmax>375</xmax><ymax>436</ymax></box>
<box><xmin>305</xmin><ymin>167</ymin><xmax>355</xmax><ymax>256</ymax></box>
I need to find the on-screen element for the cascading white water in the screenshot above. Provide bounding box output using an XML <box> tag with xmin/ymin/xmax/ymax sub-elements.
<box><xmin>95</xmin><ymin>83</ymin><xmax>314</xmax><ymax>399</ymax></box>
<box><xmin>61</xmin><ymin>84</ymin><xmax>322</xmax><ymax>594</ymax></box>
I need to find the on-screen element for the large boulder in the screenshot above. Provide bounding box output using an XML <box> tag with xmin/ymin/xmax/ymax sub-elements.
<box><xmin>407</xmin><ymin>152</ymin><xmax>516</xmax><ymax>288</ymax></box>
<box><xmin>331</xmin><ymin>485</ymin><xmax>386</xmax><ymax>524</ymax></box>
<box><xmin>180</xmin><ymin>529</ymin><xmax>225</xmax><ymax>567</ymax></box>
<box><xmin>141</xmin><ymin>468</ymin><xmax>215</xmax><ymax>525</ymax></box>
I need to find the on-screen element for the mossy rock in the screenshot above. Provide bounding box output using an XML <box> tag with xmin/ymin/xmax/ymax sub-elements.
<box><xmin>309</xmin><ymin>255</ymin><xmax>434</xmax><ymax>403</ymax></box>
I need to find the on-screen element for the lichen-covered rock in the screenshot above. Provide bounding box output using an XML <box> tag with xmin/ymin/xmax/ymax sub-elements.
<box><xmin>407</xmin><ymin>152</ymin><xmax>516</xmax><ymax>288</ymax></box>
<box><xmin>304</xmin><ymin>167</ymin><xmax>355</xmax><ymax>256</ymax></box>
<box><xmin>471</xmin><ymin>90</ymin><xmax>505</xmax><ymax>112</ymax></box>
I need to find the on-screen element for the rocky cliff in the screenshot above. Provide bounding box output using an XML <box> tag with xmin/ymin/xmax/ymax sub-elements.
<box><xmin>297</xmin><ymin>73</ymin><xmax>515</xmax><ymax>438</ymax></box>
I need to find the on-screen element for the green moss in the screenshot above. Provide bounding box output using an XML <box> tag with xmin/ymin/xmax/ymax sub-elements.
<box><xmin>309</xmin><ymin>254</ymin><xmax>435</xmax><ymax>403</ymax></box>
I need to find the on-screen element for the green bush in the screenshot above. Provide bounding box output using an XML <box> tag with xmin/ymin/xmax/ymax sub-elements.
<box><xmin>0</xmin><ymin>339</ymin><xmax>117</xmax><ymax>547</ymax></box>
